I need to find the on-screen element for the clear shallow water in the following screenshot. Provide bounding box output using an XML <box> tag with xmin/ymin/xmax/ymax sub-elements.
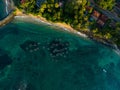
<box><xmin>0</xmin><ymin>18</ymin><xmax>120</xmax><ymax>90</ymax></box>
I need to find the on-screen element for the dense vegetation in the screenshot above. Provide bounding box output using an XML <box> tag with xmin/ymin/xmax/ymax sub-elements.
<box><xmin>15</xmin><ymin>0</ymin><xmax>120</xmax><ymax>46</ymax></box>
<box><xmin>17</xmin><ymin>0</ymin><xmax>92</xmax><ymax>29</ymax></box>
<box><xmin>94</xmin><ymin>0</ymin><xmax>115</xmax><ymax>10</ymax></box>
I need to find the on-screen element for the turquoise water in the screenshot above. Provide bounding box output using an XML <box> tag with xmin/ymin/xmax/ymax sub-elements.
<box><xmin>0</xmin><ymin>17</ymin><xmax>120</xmax><ymax>90</ymax></box>
<box><xmin>0</xmin><ymin>0</ymin><xmax>7</xmax><ymax>20</ymax></box>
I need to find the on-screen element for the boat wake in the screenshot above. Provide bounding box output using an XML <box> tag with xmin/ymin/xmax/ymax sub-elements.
<box><xmin>5</xmin><ymin>0</ymin><xmax>13</xmax><ymax>15</ymax></box>
<box><xmin>5</xmin><ymin>0</ymin><xmax>9</xmax><ymax>15</ymax></box>
<box><xmin>113</xmin><ymin>44</ymin><xmax>120</xmax><ymax>56</ymax></box>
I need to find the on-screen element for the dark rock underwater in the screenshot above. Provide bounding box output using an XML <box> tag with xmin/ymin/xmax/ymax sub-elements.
<box><xmin>0</xmin><ymin>18</ymin><xmax>119</xmax><ymax>90</ymax></box>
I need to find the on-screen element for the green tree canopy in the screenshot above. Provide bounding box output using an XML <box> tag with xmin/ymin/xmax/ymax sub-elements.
<box><xmin>94</xmin><ymin>0</ymin><xmax>115</xmax><ymax>10</ymax></box>
<box><xmin>20</xmin><ymin>0</ymin><xmax>36</xmax><ymax>13</ymax></box>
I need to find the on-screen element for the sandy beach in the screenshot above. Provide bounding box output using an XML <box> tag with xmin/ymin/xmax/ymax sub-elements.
<box><xmin>15</xmin><ymin>9</ymin><xmax>120</xmax><ymax>53</ymax></box>
<box><xmin>1</xmin><ymin>8</ymin><xmax>119</xmax><ymax>55</ymax></box>
<box><xmin>0</xmin><ymin>12</ymin><xmax>15</xmax><ymax>27</ymax></box>
<box><xmin>15</xmin><ymin>8</ymin><xmax>88</xmax><ymax>38</ymax></box>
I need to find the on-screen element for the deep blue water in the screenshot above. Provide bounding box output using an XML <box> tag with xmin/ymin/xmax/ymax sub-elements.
<box><xmin>0</xmin><ymin>17</ymin><xmax>119</xmax><ymax>90</ymax></box>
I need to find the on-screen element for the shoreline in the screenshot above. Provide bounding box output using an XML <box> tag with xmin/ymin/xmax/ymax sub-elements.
<box><xmin>15</xmin><ymin>9</ymin><xmax>120</xmax><ymax>54</ymax></box>
<box><xmin>15</xmin><ymin>8</ymin><xmax>88</xmax><ymax>38</ymax></box>
<box><xmin>0</xmin><ymin>12</ymin><xmax>15</xmax><ymax>27</ymax></box>
<box><xmin>3</xmin><ymin>8</ymin><xmax>120</xmax><ymax>55</ymax></box>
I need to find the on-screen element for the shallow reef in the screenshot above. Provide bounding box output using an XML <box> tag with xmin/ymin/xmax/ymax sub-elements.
<box><xmin>20</xmin><ymin>40</ymin><xmax>40</xmax><ymax>53</ymax></box>
<box><xmin>48</xmin><ymin>38</ymin><xmax>69</xmax><ymax>58</ymax></box>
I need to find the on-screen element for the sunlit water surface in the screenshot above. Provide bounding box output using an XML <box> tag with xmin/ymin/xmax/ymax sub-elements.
<box><xmin>0</xmin><ymin>17</ymin><xmax>120</xmax><ymax>90</ymax></box>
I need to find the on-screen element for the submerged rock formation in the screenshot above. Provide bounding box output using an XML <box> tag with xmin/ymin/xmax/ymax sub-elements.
<box><xmin>0</xmin><ymin>49</ymin><xmax>12</xmax><ymax>70</ymax></box>
<box><xmin>48</xmin><ymin>39</ymin><xmax>69</xmax><ymax>57</ymax></box>
<box><xmin>20</xmin><ymin>40</ymin><xmax>40</xmax><ymax>53</ymax></box>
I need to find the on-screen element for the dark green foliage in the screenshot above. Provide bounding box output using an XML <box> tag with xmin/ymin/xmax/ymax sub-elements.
<box><xmin>19</xmin><ymin>0</ymin><xmax>37</xmax><ymax>13</ymax></box>
<box><xmin>13</xmin><ymin>0</ymin><xmax>21</xmax><ymax>7</ymax></box>
<box><xmin>17</xmin><ymin>0</ymin><xmax>120</xmax><ymax>46</ymax></box>
<box><xmin>94</xmin><ymin>0</ymin><xmax>115</xmax><ymax>10</ymax></box>
<box><xmin>19</xmin><ymin>0</ymin><xmax>90</xmax><ymax>26</ymax></box>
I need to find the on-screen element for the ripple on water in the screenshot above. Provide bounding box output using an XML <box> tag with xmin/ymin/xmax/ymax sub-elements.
<box><xmin>0</xmin><ymin>19</ymin><xmax>120</xmax><ymax>90</ymax></box>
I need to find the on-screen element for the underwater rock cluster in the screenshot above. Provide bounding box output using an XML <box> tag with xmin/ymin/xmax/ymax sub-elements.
<box><xmin>48</xmin><ymin>39</ymin><xmax>69</xmax><ymax>58</ymax></box>
<box><xmin>20</xmin><ymin>40</ymin><xmax>40</xmax><ymax>53</ymax></box>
